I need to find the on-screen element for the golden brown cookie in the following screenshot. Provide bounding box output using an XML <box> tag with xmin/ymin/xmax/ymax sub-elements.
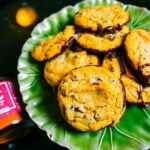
<box><xmin>102</xmin><ymin>52</ymin><xmax>124</xmax><ymax>79</ymax></box>
<box><xmin>74</xmin><ymin>4</ymin><xmax>130</xmax><ymax>31</ymax></box>
<box><xmin>124</xmin><ymin>29</ymin><xmax>150</xmax><ymax>85</ymax></box>
<box><xmin>58</xmin><ymin>66</ymin><xmax>125</xmax><ymax>131</ymax></box>
<box><xmin>31</xmin><ymin>25</ymin><xmax>76</xmax><ymax>61</ymax></box>
<box><xmin>121</xmin><ymin>75</ymin><xmax>150</xmax><ymax>104</ymax></box>
<box><xmin>77</xmin><ymin>26</ymin><xmax>129</xmax><ymax>53</ymax></box>
<box><xmin>44</xmin><ymin>49</ymin><xmax>100</xmax><ymax>87</ymax></box>
<box><xmin>121</xmin><ymin>75</ymin><xmax>142</xmax><ymax>103</ymax></box>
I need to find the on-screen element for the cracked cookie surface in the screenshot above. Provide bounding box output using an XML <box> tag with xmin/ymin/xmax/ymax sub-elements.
<box><xmin>31</xmin><ymin>25</ymin><xmax>75</xmax><ymax>61</ymax></box>
<box><xmin>121</xmin><ymin>75</ymin><xmax>150</xmax><ymax>104</ymax></box>
<box><xmin>57</xmin><ymin>66</ymin><xmax>125</xmax><ymax>131</ymax></box>
<box><xmin>124</xmin><ymin>29</ymin><xmax>150</xmax><ymax>85</ymax></box>
<box><xmin>77</xmin><ymin>25</ymin><xmax>129</xmax><ymax>52</ymax></box>
<box><xmin>74</xmin><ymin>4</ymin><xmax>129</xmax><ymax>31</ymax></box>
<box><xmin>121</xmin><ymin>75</ymin><xmax>142</xmax><ymax>103</ymax></box>
<box><xmin>102</xmin><ymin>52</ymin><xmax>124</xmax><ymax>79</ymax></box>
<box><xmin>44</xmin><ymin>49</ymin><xmax>99</xmax><ymax>87</ymax></box>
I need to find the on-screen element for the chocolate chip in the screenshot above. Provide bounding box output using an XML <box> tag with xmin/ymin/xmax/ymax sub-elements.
<box><xmin>70</xmin><ymin>104</ymin><xmax>74</xmax><ymax>111</ymax></box>
<box><xmin>72</xmin><ymin>74</ymin><xmax>77</xmax><ymax>81</ymax></box>
<box><xmin>103</xmin><ymin>26</ymin><xmax>115</xmax><ymax>34</ymax></box>
<box><xmin>74</xmin><ymin>55</ymin><xmax>80</xmax><ymax>59</ymax></box>
<box><xmin>75</xmin><ymin>105</ymin><xmax>86</xmax><ymax>113</ymax></box>
<box><xmin>97</xmin><ymin>25</ymin><xmax>103</xmax><ymax>36</ymax></box>
<box><xmin>116</xmin><ymin>24</ymin><xmax>122</xmax><ymax>31</ymax></box>
<box><xmin>64</xmin><ymin>36</ymin><xmax>77</xmax><ymax>48</ymax></box>
<box><xmin>110</xmin><ymin>67</ymin><xmax>115</xmax><ymax>72</ymax></box>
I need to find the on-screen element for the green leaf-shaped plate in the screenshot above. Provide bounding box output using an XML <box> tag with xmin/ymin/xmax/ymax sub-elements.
<box><xmin>17</xmin><ymin>0</ymin><xmax>150</xmax><ymax>149</ymax></box>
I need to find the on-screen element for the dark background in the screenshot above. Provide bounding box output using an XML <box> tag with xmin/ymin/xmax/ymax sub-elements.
<box><xmin>0</xmin><ymin>0</ymin><xmax>149</xmax><ymax>149</ymax></box>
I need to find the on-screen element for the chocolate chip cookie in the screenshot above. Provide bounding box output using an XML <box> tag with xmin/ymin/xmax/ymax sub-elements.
<box><xmin>124</xmin><ymin>29</ymin><xmax>150</xmax><ymax>85</ymax></box>
<box><xmin>74</xmin><ymin>4</ymin><xmax>130</xmax><ymax>32</ymax></box>
<box><xmin>58</xmin><ymin>66</ymin><xmax>125</xmax><ymax>131</ymax></box>
<box><xmin>31</xmin><ymin>25</ymin><xmax>76</xmax><ymax>61</ymax></box>
<box><xmin>44</xmin><ymin>49</ymin><xmax>99</xmax><ymax>87</ymax></box>
<box><xmin>77</xmin><ymin>26</ymin><xmax>129</xmax><ymax>53</ymax></box>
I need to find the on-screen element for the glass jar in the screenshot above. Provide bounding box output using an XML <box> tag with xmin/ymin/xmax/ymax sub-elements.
<box><xmin>0</xmin><ymin>77</ymin><xmax>32</xmax><ymax>144</ymax></box>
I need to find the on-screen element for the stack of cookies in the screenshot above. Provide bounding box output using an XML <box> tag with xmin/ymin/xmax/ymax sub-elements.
<box><xmin>31</xmin><ymin>4</ymin><xmax>150</xmax><ymax>131</ymax></box>
<box><xmin>75</xmin><ymin>4</ymin><xmax>130</xmax><ymax>53</ymax></box>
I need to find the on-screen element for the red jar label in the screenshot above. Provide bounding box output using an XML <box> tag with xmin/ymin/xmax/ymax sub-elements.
<box><xmin>0</xmin><ymin>80</ymin><xmax>21</xmax><ymax>118</ymax></box>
